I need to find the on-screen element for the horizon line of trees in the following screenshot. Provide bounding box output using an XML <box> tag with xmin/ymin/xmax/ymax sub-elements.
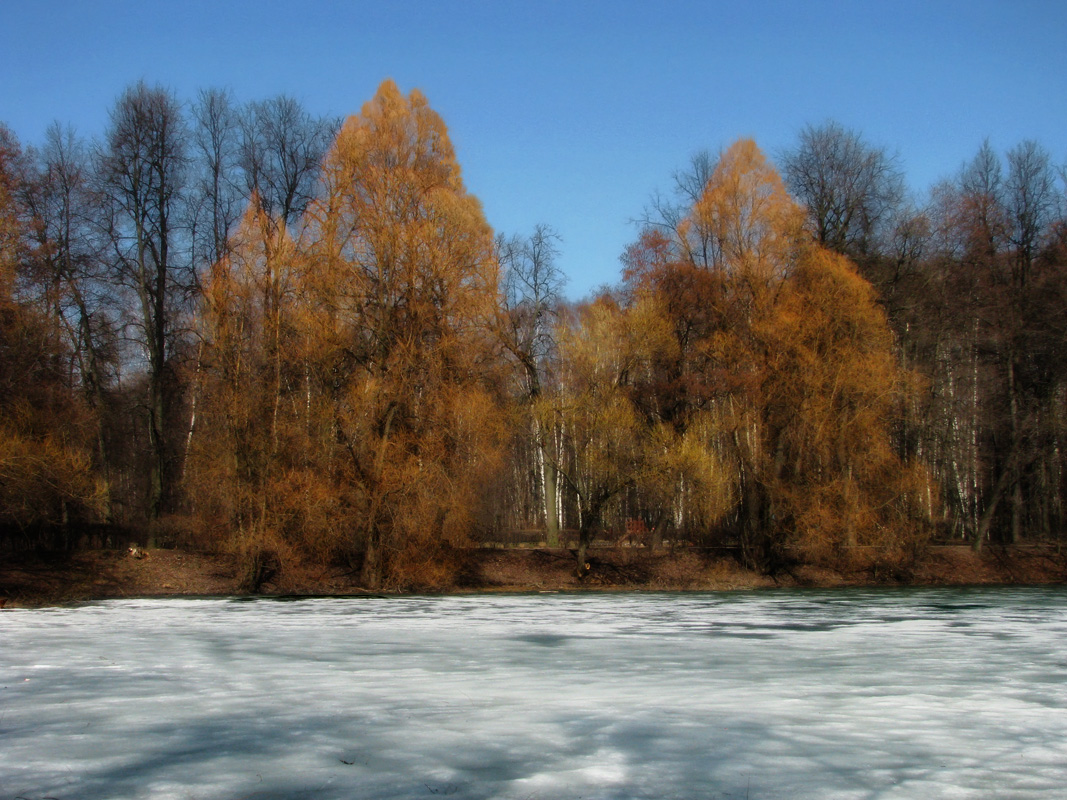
<box><xmin>2</xmin><ymin>80</ymin><xmax>1065</xmax><ymax>589</ymax></box>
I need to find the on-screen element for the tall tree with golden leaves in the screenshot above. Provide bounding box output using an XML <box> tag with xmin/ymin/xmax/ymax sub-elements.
<box><xmin>301</xmin><ymin>80</ymin><xmax>503</xmax><ymax>589</ymax></box>
<box><xmin>190</xmin><ymin>196</ymin><xmax>317</xmax><ymax>588</ymax></box>
<box><xmin>630</xmin><ymin>139</ymin><xmax>929</xmax><ymax>569</ymax></box>
<box><xmin>702</xmin><ymin>140</ymin><xmax>928</xmax><ymax>567</ymax></box>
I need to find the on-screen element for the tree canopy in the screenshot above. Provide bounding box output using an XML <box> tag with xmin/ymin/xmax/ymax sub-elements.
<box><xmin>4</xmin><ymin>84</ymin><xmax>1067</xmax><ymax>587</ymax></box>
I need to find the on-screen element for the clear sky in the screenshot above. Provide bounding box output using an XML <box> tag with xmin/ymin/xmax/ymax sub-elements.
<box><xmin>2</xmin><ymin>0</ymin><xmax>1065</xmax><ymax>298</ymax></box>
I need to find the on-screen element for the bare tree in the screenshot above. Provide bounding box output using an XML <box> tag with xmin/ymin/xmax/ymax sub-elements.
<box><xmin>958</xmin><ymin>139</ymin><xmax>1010</xmax><ymax>262</ymax></box>
<box><xmin>0</xmin><ymin>125</ymin><xmax>105</xmax><ymax>545</ymax></box>
<box><xmin>28</xmin><ymin>124</ymin><xmax>121</xmax><ymax>520</ymax></box>
<box><xmin>94</xmin><ymin>82</ymin><xmax>189</xmax><ymax>523</ymax></box>
<box><xmin>1006</xmin><ymin>140</ymin><xmax>1057</xmax><ymax>285</ymax></box>
<box><xmin>498</xmin><ymin>225</ymin><xmax>565</xmax><ymax>395</ymax></box>
<box><xmin>238</xmin><ymin>95</ymin><xmax>336</xmax><ymax>228</ymax></box>
<box><xmin>640</xmin><ymin>150</ymin><xmax>718</xmax><ymax>268</ymax></box>
<box><xmin>190</xmin><ymin>88</ymin><xmax>243</xmax><ymax>271</ymax></box>
<box><xmin>781</xmin><ymin>121</ymin><xmax>905</xmax><ymax>258</ymax></box>
<box><xmin>497</xmin><ymin>225</ymin><xmax>566</xmax><ymax>544</ymax></box>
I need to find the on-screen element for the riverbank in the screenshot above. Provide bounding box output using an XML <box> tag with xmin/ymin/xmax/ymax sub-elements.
<box><xmin>2</xmin><ymin>544</ymin><xmax>1066</xmax><ymax>607</ymax></box>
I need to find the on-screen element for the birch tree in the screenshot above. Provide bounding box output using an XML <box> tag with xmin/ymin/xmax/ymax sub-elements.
<box><xmin>497</xmin><ymin>225</ymin><xmax>566</xmax><ymax>544</ymax></box>
<box><xmin>536</xmin><ymin>296</ymin><xmax>672</xmax><ymax>575</ymax></box>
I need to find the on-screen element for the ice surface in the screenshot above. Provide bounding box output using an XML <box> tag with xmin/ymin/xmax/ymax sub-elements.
<box><xmin>2</xmin><ymin>587</ymin><xmax>1067</xmax><ymax>799</ymax></box>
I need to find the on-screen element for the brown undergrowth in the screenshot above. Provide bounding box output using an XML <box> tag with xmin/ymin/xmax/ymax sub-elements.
<box><xmin>1</xmin><ymin>544</ymin><xmax>1065</xmax><ymax>607</ymax></box>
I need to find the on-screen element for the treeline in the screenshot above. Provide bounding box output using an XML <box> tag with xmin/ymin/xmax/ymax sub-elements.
<box><xmin>1</xmin><ymin>80</ymin><xmax>1065</xmax><ymax>588</ymax></box>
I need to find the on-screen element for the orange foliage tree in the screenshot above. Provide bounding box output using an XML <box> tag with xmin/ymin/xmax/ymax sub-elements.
<box><xmin>300</xmin><ymin>80</ymin><xmax>505</xmax><ymax>589</ymax></box>
<box><xmin>628</xmin><ymin>139</ymin><xmax>931</xmax><ymax>569</ymax></box>
<box><xmin>189</xmin><ymin>197</ymin><xmax>320</xmax><ymax>588</ymax></box>
<box><xmin>190</xmin><ymin>82</ymin><xmax>505</xmax><ymax>590</ymax></box>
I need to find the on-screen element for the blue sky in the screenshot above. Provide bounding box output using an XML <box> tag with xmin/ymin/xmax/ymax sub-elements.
<box><xmin>2</xmin><ymin>0</ymin><xmax>1065</xmax><ymax>298</ymax></box>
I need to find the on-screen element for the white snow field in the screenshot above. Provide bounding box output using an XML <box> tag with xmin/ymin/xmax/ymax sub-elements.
<box><xmin>2</xmin><ymin>588</ymin><xmax>1067</xmax><ymax>799</ymax></box>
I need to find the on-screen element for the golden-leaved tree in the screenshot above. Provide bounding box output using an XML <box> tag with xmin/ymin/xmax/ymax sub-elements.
<box><xmin>627</xmin><ymin>139</ymin><xmax>931</xmax><ymax>569</ymax></box>
<box><xmin>743</xmin><ymin>246</ymin><xmax>931</xmax><ymax>566</ymax></box>
<box><xmin>300</xmin><ymin>80</ymin><xmax>504</xmax><ymax>589</ymax></box>
<box><xmin>691</xmin><ymin>139</ymin><xmax>930</xmax><ymax>568</ymax></box>
<box><xmin>537</xmin><ymin>294</ymin><xmax>702</xmax><ymax>574</ymax></box>
<box><xmin>189</xmin><ymin>196</ymin><xmax>327</xmax><ymax>588</ymax></box>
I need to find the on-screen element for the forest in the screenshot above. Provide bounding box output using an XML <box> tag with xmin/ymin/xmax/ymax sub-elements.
<box><xmin>2</xmin><ymin>79</ymin><xmax>1065</xmax><ymax>590</ymax></box>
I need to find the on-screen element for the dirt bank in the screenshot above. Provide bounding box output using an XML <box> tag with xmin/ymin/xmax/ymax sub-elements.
<box><xmin>1</xmin><ymin>545</ymin><xmax>1065</xmax><ymax>607</ymax></box>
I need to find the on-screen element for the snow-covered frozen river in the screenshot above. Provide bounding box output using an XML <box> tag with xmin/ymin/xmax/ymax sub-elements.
<box><xmin>2</xmin><ymin>588</ymin><xmax>1067</xmax><ymax>800</ymax></box>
